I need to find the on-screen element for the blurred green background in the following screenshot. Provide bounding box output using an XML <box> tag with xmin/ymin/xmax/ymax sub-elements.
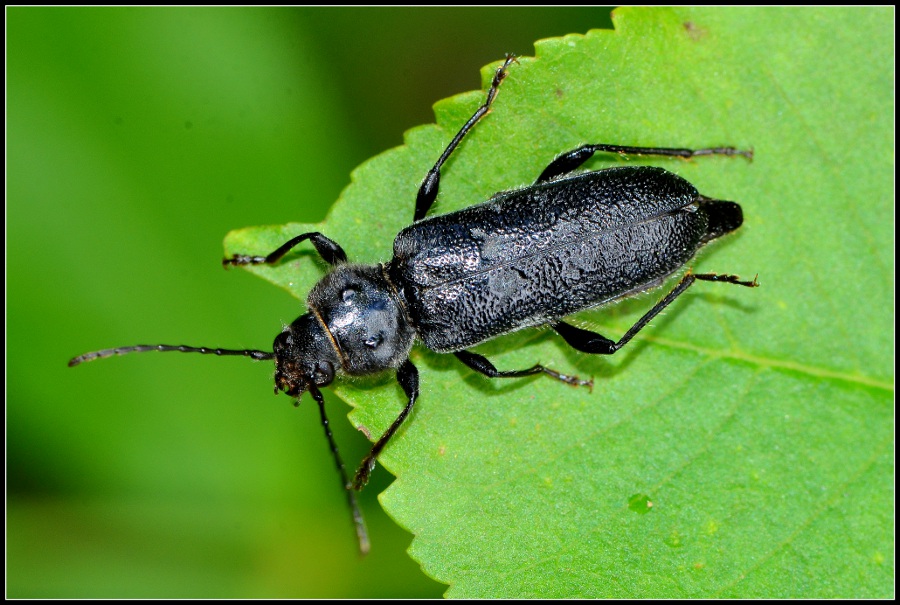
<box><xmin>8</xmin><ymin>7</ymin><xmax>614</xmax><ymax>598</ymax></box>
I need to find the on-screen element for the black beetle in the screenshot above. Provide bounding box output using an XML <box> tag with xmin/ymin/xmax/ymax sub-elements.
<box><xmin>70</xmin><ymin>55</ymin><xmax>757</xmax><ymax>554</ymax></box>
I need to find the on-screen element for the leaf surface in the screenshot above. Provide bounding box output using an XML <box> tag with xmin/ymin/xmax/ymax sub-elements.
<box><xmin>225</xmin><ymin>7</ymin><xmax>893</xmax><ymax>598</ymax></box>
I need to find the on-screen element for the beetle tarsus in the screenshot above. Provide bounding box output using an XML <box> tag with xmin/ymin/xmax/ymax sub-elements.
<box><xmin>223</xmin><ymin>254</ymin><xmax>266</xmax><ymax>267</ymax></box>
<box><xmin>539</xmin><ymin>367</ymin><xmax>594</xmax><ymax>390</ymax></box>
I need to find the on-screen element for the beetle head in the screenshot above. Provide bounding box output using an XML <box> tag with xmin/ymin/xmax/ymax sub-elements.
<box><xmin>272</xmin><ymin>313</ymin><xmax>341</xmax><ymax>398</ymax></box>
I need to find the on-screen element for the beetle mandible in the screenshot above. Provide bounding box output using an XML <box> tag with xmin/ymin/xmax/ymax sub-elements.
<box><xmin>70</xmin><ymin>55</ymin><xmax>758</xmax><ymax>554</ymax></box>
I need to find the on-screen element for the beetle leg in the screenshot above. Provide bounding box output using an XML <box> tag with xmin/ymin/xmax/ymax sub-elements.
<box><xmin>552</xmin><ymin>271</ymin><xmax>759</xmax><ymax>353</ymax></box>
<box><xmin>414</xmin><ymin>54</ymin><xmax>516</xmax><ymax>222</ymax></box>
<box><xmin>454</xmin><ymin>350</ymin><xmax>593</xmax><ymax>389</ymax></box>
<box><xmin>351</xmin><ymin>359</ymin><xmax>420</xmax><ymax>490</ymax></box>
<box><xmin>535</xmin><ymin>144</ymin><xmax>753</xmax><ymax>183</ymax></box>
<box><xmin>223</xmin><ymin>231</ymin><xmax>348</xmax><ymax>267</ymax></box>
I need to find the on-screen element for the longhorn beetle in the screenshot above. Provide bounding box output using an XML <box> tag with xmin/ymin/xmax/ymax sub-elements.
<box><xmin>70</xmin><ymin>55</ymin><xmax>758</xmax><ymax>555</ymax></box>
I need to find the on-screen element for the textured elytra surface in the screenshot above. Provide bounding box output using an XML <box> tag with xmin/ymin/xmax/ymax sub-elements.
<box><xmin>225</xmin><ymin>7</ymin><xmax>893</xmax><ymax>598</ymax></box>
<box><xmin>390</xmin><ymin>166</ymin><xmax>712</xmax><ymax>352</ymax></box>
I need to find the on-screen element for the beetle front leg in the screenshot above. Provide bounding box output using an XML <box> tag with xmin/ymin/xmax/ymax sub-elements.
<box><xmin>552</xmin><ymin>271</ymin><xmax>759</xmax><ymax>354</ymax></box>
<box><xmin>454</xmin><ymin>350</ymin><xmax>593</xmax><ymax>389</ymax></box>
<box><xmin>535</xmin><ymin>143</ymin><xmax>753</xmax><ymax>183</ymax></box>
<box><xmin>223</xmin><ymin>231</ymin><xmax>348</xmax><ymax>267</ymax></box>
<box><xmin>414</xmin><ymin>55</ymin><xmax>516</xmax><ymax>222</ymax></box>
<box><xmin>351</xmin><ymin>359</ymin><xmax>420</xmax><ymax>490</ymax></box>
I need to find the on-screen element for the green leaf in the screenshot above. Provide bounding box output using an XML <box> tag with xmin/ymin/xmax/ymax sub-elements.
<box><xmin>224</xmin><ymin>7</ymin><xmax>893</xmax><ymax>598</ymax></box>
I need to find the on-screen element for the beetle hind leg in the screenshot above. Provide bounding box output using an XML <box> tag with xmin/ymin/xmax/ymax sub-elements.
<box><xmin>454</xmin><ymin>350</ymin><xmax>593</xmax><ymax>390</ymax></box>
<box><xmin>552</xmin><ymin>271</ymin><xmax>759</xmax><ymax>355</ymax></box>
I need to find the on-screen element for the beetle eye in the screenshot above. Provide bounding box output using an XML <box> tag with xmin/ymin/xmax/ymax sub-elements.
<box><xmin>342</xmin><ymin>288</ymin><xmax>358</xmax><ymax>303</ymax></box>
<box><xmin>312</xmin><ymin>360</ymin><xmax>335</xmax><ymax>386</ymax></box>
<box><xmin>365</xmin><ymin>332</ymin><xmax>384</xmax><ymax>349</ymax></box>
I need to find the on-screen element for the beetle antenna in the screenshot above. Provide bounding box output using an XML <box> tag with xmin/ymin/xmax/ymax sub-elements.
<box><xmin>306</xmin><ymin>382</ymin><xmax>371</xmax><ymax>556</ymax></box>
<box><xmin>68</xmin><ymin>345</ymin><xmax>275</xmax><ymax>367</ymax></box>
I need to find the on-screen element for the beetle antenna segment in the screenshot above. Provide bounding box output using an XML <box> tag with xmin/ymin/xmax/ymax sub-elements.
<box><xmin>306</xmin><ymin>383</ymin><xmax>370</xmax><ymax>556</ymax></box>
<box><xmin>413</xmin><ymin>54</ymin><xmax>516</xmax><ymax>222</ymax></box>
<box><xmin>68</xmin><ymin>345</ymin><xmax>275</xmax><ymax>367</ymax></box>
